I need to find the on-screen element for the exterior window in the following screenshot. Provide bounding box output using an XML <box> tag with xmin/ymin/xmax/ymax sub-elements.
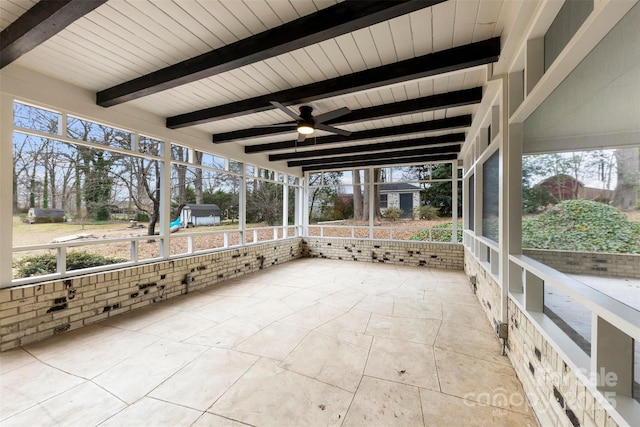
<box><xmin>482</xmin><ymin>151</ymin><xmax>500</xmax><ymax>243</ymax></box>
<box><xmin>468</xmin><ymin>175</ymin><xmax>475</xmax><ymax>231</ymax></box>
<box><xmin>380</xmin><ymin>194</ymin><xmax>388</xmax><ymax>209</ymax></box>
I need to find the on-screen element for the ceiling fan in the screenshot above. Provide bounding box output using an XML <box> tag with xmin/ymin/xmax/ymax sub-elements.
<box><xmin>258</xmin><ymin>101</ymin><xmax>352</xmax><ymax>142</ymax></box>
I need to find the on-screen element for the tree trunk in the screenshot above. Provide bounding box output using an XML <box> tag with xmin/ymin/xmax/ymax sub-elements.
<box><xmin>43</xmin><ymin>169</ymin><xmax>49</xmax><ymax>208</ymax></box>
<box><xmin>613</xmin><ymin>147</ymin><xmax>639</xmax><ymax>210</ymax></box>
<box><xmin>12</xmin><ymin>166</ymin><xmax>19</xmax><ymax>213</ymax></box>
<box><xmin>194</xmin><ymin>151</ymin><xmax>203</xmax><ymax>204</ymax></box>
<box><xmin>75</xmin><ymin>154</ymin><xmax>82</xmax><ymax>215</ymax></box>
<box><xmin>173</xmin><ymin>146</ymin><xmax>187</xmax><ymax>204</ymax></box>
<box><xmin>147</xmin><ymin>161</ymin><xmax>161</xmax><ymax>237</ymax></box>
<box><xmin>362</xmin><ymin>169</ymin><xmax>370</xmax><ymax>221</ymax></box>
<box><xmin>373</xmin><ymin>168</ymin><xmax>381</xmax><ymax>219</ymax></box>
<box><xmin>353</xmin><ymin>169</ymin><xmax>363</xmax><ymax>220</ymax></box>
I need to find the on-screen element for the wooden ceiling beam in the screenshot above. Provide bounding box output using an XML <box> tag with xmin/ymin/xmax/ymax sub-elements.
<box><xmin>1</xmin><ymin>0</ymin><xmax>107</xmax><ymax>69</ymax></box>
<box><xmin>287</xmin><ymin>145</ymin><xmax>461</xmax><ymax>167</ymax></box>
<box><xmin>301</xmin><ymin>153</ymin><xmax>459</xmax><ymax>172</ymax></box>
<box><xmin>97</xmin><ymin>0</ymin><xmax>444</xmax><ymax>107</ymax></box>
<box><xmin>167</xmin><ymin>37</ymin><xmax>500</xmax><ymax>128</ymax></box>
<box><xmin>245</xmin><ymin>115</ymin><xmax>471</xmax><ymax>154</ymax></box>
<box><xmin>269</xmin><ymin>133</ymin><xmax>465</xmax><ymax>162</ymax></box>
<box><xmin>213</xmin><ymin>88</ymin><xmax>481</xmax><ymax>143</ymax></box>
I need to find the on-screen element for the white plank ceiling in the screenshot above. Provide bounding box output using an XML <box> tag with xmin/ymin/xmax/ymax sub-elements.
<box><xmin>3</xmin><ymin>0</ymin><xmax>512</xmax><ymax>165</ymax></box>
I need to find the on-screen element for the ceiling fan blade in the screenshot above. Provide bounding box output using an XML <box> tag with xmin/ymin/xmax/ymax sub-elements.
<box><xmin>270</xmin><ymin>101</ymin><xmax>300</xmax><ymax>121</ymax></box>
<box><xmin>253</xmin><ymin>123</ymin><xmax>296</xmax><ymax>128</ymax></box>
<box><xmin>297</xmin><ymin>133</ymin><xmax>306</xmax><ymax>143</ymax></box>
<box><xmin>316</xmin><ymin>123</ymin><xmax>352</xmax><ymax>136</ymax></box>
<box><xmin>314</xmin><ymin>106</ymin><xmax>351</xmax><ymax>124</ymax></box>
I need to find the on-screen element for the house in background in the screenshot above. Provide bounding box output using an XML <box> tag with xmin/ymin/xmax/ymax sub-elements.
<box><xmin>180</xmin><ymin>204</ymin><xmax>222</xmax><ymax>227</ymax></box>
<box><xmin>536</xmin><ymin>174</ymin><xmax>614</xmax><ymax>203</ymax></box>
<box><xmin>379</xmin><ymin>183</ymin><xmax>421</xmax><ymax>218</ymax></box>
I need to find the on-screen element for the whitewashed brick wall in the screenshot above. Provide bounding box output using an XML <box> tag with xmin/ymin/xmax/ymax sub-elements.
<box><xmin>523</xmin><ymin>250</ymin><xmax>639</xmax><ymax>279</ymax></box>
<box><xmin>303</xmin><ymin>238</ymin><xmax>464</xmax><ymax>270</ymax></box>
<box><xmin>508</xmin><ymin>300</ymin><xmax>620</xmax><ymax>427</ymax></box>
<box><xmin>464</xmin><ymin>252</ymin><xmax>620</xmax><ymax>427</ymax></box>
<box><xmin>0</xmin><ymin>239</ymin><xmax>303</xmax><ymax>351</ymax></box>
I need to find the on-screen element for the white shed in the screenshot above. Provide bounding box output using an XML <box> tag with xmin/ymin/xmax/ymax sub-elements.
<box><xmin>180</xmin><ymin>204</ymin><xmax>221</xmax><ymax>227</ymax></box>
<box><xmin>379</xmin><ymin>183</ymin><xmax>421</xmax><ymax>219</ymax></box>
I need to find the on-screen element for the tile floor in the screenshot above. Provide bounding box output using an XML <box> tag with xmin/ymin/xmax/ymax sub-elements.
<box><xmin>0</xmin><ymin>259</ymin><xmax>539</xmax><ymax>426</ymax></box>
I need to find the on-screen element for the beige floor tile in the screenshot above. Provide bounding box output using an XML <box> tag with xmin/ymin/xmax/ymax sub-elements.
<box><xmin>234</xmin><ymin>322</ymin><xmax>309</xmax><ymax>360</ymax></box>
<box><xmin>22</xmin><ymin>324</ymin><xmax>120</xmax><ymax>360</ymax></box>
<box><xmin>149</xmin><ymin>347</ymin><xmax>258</xmax><ymax>410</ymax></box>
<box><xmin>441</xmin><ymin>301</ymin><xmax>493</xmax><ymax>330</ymax></box>
<box><xmin>365</xmin><ymin>336</ymin><xmax>440</xmax><ymax>391</ymax></box>
<box><xmin>98</xmin><ymin>306</ymin><xmax>176</xmax><ymax>331</ymax></box>
<box><xmin>382</xmin><ymin>284</ymin><xmax>426</xmax><ymax>300</ymax></box>
<box><xmin>0</xmin><ymin>362</ymin><xmax>84</xmax><ymax>420</ymax></box>
<box><xmin>314</xmin><ymin>309</ymin><xmax>372</xmax><ymax>349</ymax></box>
<box><xmin>0</xmin><ymin>381</ymin><xmax>126</xmax><ymax>427</ymax></box>
<box><xmin>366</xmin><ymin>313</ymin><xmax>441</xmax><ymax>345</ymax></box>
<box><xmin>199</xmin><ymin>295</ymin><xmax>261</xmax><ymax>313</ymax></box>
<box><xmin>235</xmin><ymin>298</ymin><xmax>295</xmax><ymax>328</ymax></box>
<box><xmin>360</xmin><ymin>276</ymin><xmax>406</xmax><ymax>295</ymax></box>
<box><xmin>315</xmin><ymin>280</ymin><xmax>356</xmax><ymax>295</ymax></box>
<box><xmin>99</xmin><ymin>397</ymin><xmax>202</xmax><ymax>427</ymax></box>
<box><xmin>434</xmin><ymin>348</ymin><xmax>531</xmax><ymax>415</ymax></box>
<box><xmin>0</xmin><ymin>347</ymin><xmax>37</xmax><ymax>375</ymax></box>
<box><xmin>192</xmin><ymin>413</ymin><xmax>249</xmax><ymax>427</ymax></box>
<box><xmin>342</xmin><ymin>376</ymin><xmax>423</xmax><ymax>427</ymax></box>
<box><xmin>251</xmin><ymin>284</ymin><xmax>299</xmax><ymax>300</ymax></box>
<box><xmin>93</xmin><ymin>339</ymin><xmax>207</xmax><ymax>403</ymax></box>
<box><xmin>317</xmin><ymin>289</ymin><xmax>365</xmax><ymax>311</ymax></box>
<box><xmin>184</xmin><ymin>317</ymin><xmax>261</xmax><ymax>348</ymax></box>
<box><xmin>279</xmin><ymin>302</ymin><xmax>344</xmax><ymax>330</ymax></box>
<box><xmin>158</xmin><ymin>291</ymin><xmax>221</xmax><ymax>311</ymax></box>
<box><xmin>392</xmin><ymin>297</ymin><xmax>443</xmax><ymax>320</ymax></box>
<box><xmin>190</xmin><ymin>301</ymin><xmax>237</xmax><ymax>324</ymax></box>
<box><xmin>210</xmin><ymin>358</ymin><xmax>351</xmax><ymax>427</ymax></box>
<box><xmin>210</xmin><ymin>282</ymin><xmax>266</xmax><ymax>297</ymax></box>
<box><xmin>280</xmin><ymin>331</ymin><xmax>369</xmax><ymax>392</ymax></box>
<box><xmin>435</xmin><ymin>286</ymin><xmax>480</xmax><ymax>306</ymax></box>
<box><xmin>428</xmin><ymin>269</ymin><xmax>467</xmax><ymax>281</ymax></box>
<box><xmin>43</xmin><ymin>329</ymin><xmax>160</xmax><ymax>379</ymax></box>
<box><xmin>137</xmin><ymin>311</ymin><xmax>218</xmax><ymax>342</ymax></box>
<box><xmin>275</xmin><ymin>274</ymin><xmax>329</xmax><ymax>289</ymax></box>
<box><xmin>0</xmin><ymin>259</ymin><xmax>540</xmax><ymax>427</ymax></box>
<box><xmin>353</xmin><ymin>295</ymin><xmax>394</xmax><ymax>316</ymax></box>
<box><xmin>280</xmin><ymin>288</ymin><xmax>326</xmax><ymax>311</ymax></box>
<box><xmin>435</xmin><ymin>321</ymin><xmax>509</xmax><ymax>366</ymax></box>
<box><xmin>420</xmin><ymin>388</ymin><xmax>539</xmax><ymax>427</ymax></box>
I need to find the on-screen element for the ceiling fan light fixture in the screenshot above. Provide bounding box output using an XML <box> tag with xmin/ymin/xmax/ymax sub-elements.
<box><xmin>297</xmin><ymin>124</ymin><xmax>314</xmax><ymax>135</ymax></box>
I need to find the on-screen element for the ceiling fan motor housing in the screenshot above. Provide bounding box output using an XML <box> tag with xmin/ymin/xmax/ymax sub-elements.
<box><xmin>298</xmin><ymin>105</ymin><xmax>315</xmax><ymax>128</ymax></box>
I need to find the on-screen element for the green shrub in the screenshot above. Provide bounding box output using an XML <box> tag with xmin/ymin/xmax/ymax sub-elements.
<box><xmin>522</xmin><ymin>200</ymin><xmax>640</xmax><ymax>253</ymax></box>
<box><xmin>381</xmin><ymin>206</ymin><xmax>403</xmax><ymax>221</ymax></box>
<box><xmin>410</xmin><ymin>221</ymin><xmax>463</xmax><ymax>243</ymax></box>
<box><xmin>522</xmin><ymin>186</ymin><xmax>553</xmax><ymax>214</ymax></box>
<box><xmin>416</xmin><ymin>205</ymin><xmax>440</xmax><ymax>220</ymax></box>
<box><xmin>13</xmin><ymin>252</ymin><xmax>126</xmax><ymax>278</ymax></box>
<box><xmin>134</xmin><ymin>212</ymin><xmax>150</xmax><ymax>222</ymax></box>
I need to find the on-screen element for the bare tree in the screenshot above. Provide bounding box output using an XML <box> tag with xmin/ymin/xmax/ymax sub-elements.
<box><xmin>194</xmin><ymin>151</ymin><xmax>203</xmax><ymax>204</ymax></box>
<box><xmin>353</xmin><ymin>168</ymin><xmax>382</xmax><ymax>221</ymax></box>
<box><xmin>613</xmin><ymin>147</ymin><xmax>640</xmax><ymax>210</ymax></box>
<box><xmin>353</xmin><ymin>170</ymin><xmax>362</xmax><ymax>220</ymax></box>
<box><xmin>171</xmin><ymin>145</ymin><xmax>188</xmax><ymax>205</ymax></box>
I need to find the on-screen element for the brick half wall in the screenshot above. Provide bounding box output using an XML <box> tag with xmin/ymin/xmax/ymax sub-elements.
<box><xmin>0</xmin><ymin>239</ymin><xmax>303</xmax><ymax>351</ymax></box>
<box><xmin>508</xmin><ymin>300</ymin><xmax>621</xmax><ymax>427</ymax></box>
<box><xmin>464</xmin><ymin>250</ymin><xmax>622</xmax><ymax>427</ymax></box>
<box><xmin>302</xmin><ymin>238</ymin><xmax>464</xmax><ymax>270</ymax></box>
<box><xmin>523</xmin><ymin>249</ymin><xmax>640</xmax><ymax>279</ymax></box>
